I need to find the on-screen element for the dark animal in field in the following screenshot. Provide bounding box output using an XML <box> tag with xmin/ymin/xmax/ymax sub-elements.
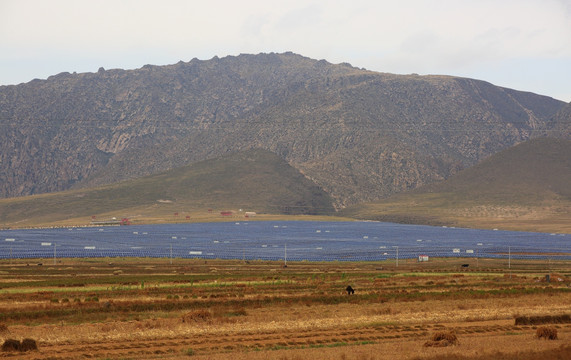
<box><xmin>461</xmin><ymin>264</ymin><xmax>469</xmax><ymax>268</ymax></box>
<box><xmin>346</xmin><ymin>285</ymin><xmax>355</xmax><ymax>295</ymax></box>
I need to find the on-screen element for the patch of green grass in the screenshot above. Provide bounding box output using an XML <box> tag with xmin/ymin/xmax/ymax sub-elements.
<box><xmin>309</xmin><ymin>341</ymin><xmax>351</xmax><ymax>349</ymax></box>
<box><xmin>376</xmin><ymin>274</ymin><xmax>394</xmax><ymax>278</ymax></box>
<box><xmin>182</xmin><ymin>348</ymin><xmax>195</xmax><ymax>356</ymax></box>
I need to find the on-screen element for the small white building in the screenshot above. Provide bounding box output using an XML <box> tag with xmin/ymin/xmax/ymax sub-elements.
<box><xmin>418</xmin><ymin>254</ymin><xmax>429</xmax><ymax>262</ymax></box>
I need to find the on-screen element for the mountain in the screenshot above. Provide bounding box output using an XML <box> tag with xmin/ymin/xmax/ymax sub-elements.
<box><xmin>0</xmin><ymin>149</ymin><xmax>335</xmax><ymax>227</ymax></box>
<box><xmin>549</xmin><ymin>101</ymin><xmax>571</xmax><ymax>138</ymax></box>
<box><xmin>0</xmin><ymin>52</ymin><xmax>567</xmax><ymax>209</ymax></box>
<box><xmin>341</xmin><ymin>138</ymin><xmax>571</xmax><ymax>233</ymax></box>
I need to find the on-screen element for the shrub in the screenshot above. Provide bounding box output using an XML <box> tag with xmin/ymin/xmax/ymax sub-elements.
<box><xmin>20</xmin><ymin>339</ymin><xmax>38</xmax><ymax>351</ymax></box>
<box><xmin>536</xmin><ymin>326</ymin><xmax>557</xmax><ymax>340</ymax></box>
<box><xmin>181</xmin><ymin>310</ymin><xmax>212</xmax><ymax>323</ymax></box>
<box><xmin>424</xmin><ymin>331</ymin><xmax>458</xmax><ymax>347</ymax></box>
<box><xmin>1</xmin><ymin>338</ymin><xmax>38</xmax><ymax>352</ymax></box>
<box><xmin>431</xmin><ymin>331</ymin><xmax>458</xmax><ymax>343</ymax></box>
<box><xmin>1</xmin><ymin>339</ymin><xmax>20</xmax><ymax>352</ymax></box>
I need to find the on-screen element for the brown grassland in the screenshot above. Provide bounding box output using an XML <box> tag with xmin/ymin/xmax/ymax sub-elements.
<box><xmin>0</xmin><ymin>256</ymin><xmax>569</xmax><ymax>359</ymax></box>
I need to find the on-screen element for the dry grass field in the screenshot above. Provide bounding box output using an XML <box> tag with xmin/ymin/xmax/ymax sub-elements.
<box><xmin>0</xmin><ymin>257</ymin><xmax>569</xmax><ymax>359</ymax></box>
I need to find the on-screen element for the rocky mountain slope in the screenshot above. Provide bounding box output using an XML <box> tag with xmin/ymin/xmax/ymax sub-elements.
<box><xmin>549</xmin><ymin>101</ymin><xmax>571</xmax><ymax>138</ymax></box>
<box><xmin>341</xmin><ymin>137</ymin><xmax>571</xmax><ymax>233</ymax></box>
<box><xmin>0</xmin><ymin>52</ymin><xmax>567</xmax><ymax>208</ymax></box>
<box><xmin>418</xmin><ymin>137</ymin><xmax>571</xmax><ymax>201</ymax></box>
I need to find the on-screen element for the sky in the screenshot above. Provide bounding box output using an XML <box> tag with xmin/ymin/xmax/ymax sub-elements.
<box><xmin>1</xmin><ymin>0</ymin><xmax>570</xmax><ymax>102</ymax></box>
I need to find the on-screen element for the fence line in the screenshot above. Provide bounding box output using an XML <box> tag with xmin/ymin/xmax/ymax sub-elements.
<box><xmin>1</xmin><ymin>244</ymin><xmax>570</xmax><ymax>264</ymax></box>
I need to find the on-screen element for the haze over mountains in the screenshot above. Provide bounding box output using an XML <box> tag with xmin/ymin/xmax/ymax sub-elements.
<box><xmin>0</xmin><ymin>52</ymin><xmax>569</xmax><ymax>219</ymax></box>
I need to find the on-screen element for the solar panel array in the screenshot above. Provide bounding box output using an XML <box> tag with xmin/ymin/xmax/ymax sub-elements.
<box><xmin>1</xmin><ymin>221</ymin><xmax>569</xmax><ymax>261</ymax></box>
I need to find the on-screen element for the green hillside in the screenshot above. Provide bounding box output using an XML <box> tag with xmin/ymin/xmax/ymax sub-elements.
<box><xmin>420</xmin><ymin>137</ymin><xmax>571</xmax><ymax>202</ymax></box>
<box><xmin>341</xmin><ymin>138</ymin><xmax>571</xmax><ymax>233</ymax></box>
<box><xmin>0</xmin><ymin>149</ymin><xmax>335</xmax><ymax>228</ymax></box>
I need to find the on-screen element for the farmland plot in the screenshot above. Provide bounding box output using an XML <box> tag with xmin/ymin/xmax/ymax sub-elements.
<box><xmin>0</xmin><ymin>258</ymin><xmax>569</xmax><ymax>359</ymax></box>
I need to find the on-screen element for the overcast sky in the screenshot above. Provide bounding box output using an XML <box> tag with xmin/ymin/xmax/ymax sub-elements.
<box><xmin>1</xmin><ymin>0</ymin><xmax>570</xmax><ymax>102</ymax></box>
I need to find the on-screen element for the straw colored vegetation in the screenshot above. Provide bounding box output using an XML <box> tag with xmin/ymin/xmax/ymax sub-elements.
<box><xmin>0</xmin><ymin>257</ymin><xmax>569</xmax><ymax>359</ymax></box>
<box><xmin>536</xmin><ymin>326</ymin><xmax>558</xmax><ymax>340</ymax></box>
<box><xmin>423</xmin><ymin>331</ymin><xmax>459</xmax><ymax>347</ymax></box>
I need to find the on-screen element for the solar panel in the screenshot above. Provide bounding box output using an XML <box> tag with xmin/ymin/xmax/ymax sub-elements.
<box><xmin>0</xmin><ymin>221</ymin><xmax>569</xmax><ymax>261</ymax></box>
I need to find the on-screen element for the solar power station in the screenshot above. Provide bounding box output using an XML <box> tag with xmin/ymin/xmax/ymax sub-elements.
<box><xmin>1</xmin><ymin>221</ymin><xmax>569</xmax><ymax>261</ymax></box>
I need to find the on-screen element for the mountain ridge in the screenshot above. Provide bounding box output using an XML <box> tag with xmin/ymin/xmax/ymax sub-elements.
<box><xmin>0</xmin><ymin>52</ymin><xmax>568</xmax><ymax>208</ymax></box>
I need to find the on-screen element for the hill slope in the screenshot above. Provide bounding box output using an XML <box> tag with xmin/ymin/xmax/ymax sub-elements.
<box><xmin>549</xmin><ymin>101</ymin><xmax>571</xmax><ymax>138</ymax></box>
<box><xmin>0</xmin><ymin>149</ymin><xmax>335</xmax><ymax>228</ymax></box>
<box><xmin>342</xmin><ymin>138</ymin><xmax>571</xmax><ymax>233</ymax></box>
<box><xmin>0</xmin><ymin>52</ymin><xmax>567</xmax><ymax>208</ymax></box>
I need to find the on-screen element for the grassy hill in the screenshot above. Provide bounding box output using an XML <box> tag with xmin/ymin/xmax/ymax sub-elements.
<box><xmin>0</xmin><ymin>149</ymin><xmax>336</xmax><ymax>228</ymax></box>
<box><xmin>341</xmin><ymin>138</ymin><xmax>571</xmax><ymax>233</ymax></box>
